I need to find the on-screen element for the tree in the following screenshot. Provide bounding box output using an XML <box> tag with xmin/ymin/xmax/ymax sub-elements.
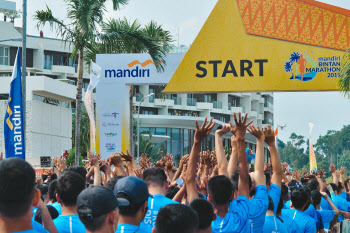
<box><xmin>66</xmin><ymin>148</ymin><xmax>84</xmax><ymax>166</ymax></box>
<box><xmin>339</xmin><ymin>48</ymin><xmax>350</xmax><ymax>97</ymax></box>
<box><xmin>4</xmin><ymin>10</ymin><xmax>21</xmax><ymax>22</ymax></box>
<box><xmin>35</xmin><ymin>1</ymin><xmax>168</xmax><ymax>165</ymax></box>
<box><xmin>72</xmin><ymin>106</ymin><xmax>90</xmax><ymax>157</ymax></box>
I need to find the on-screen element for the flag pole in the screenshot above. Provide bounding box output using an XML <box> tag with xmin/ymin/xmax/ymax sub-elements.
<box><xmin>22</xmin><ymin>0</ymin><xmax>27</xmax><ymax>157</ymax></box>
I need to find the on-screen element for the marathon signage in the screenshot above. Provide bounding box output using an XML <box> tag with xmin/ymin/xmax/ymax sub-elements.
<box><xmin>164</xmin><ymin>0</ymin><xmax>350</xmax><ymax>93</ymax></box>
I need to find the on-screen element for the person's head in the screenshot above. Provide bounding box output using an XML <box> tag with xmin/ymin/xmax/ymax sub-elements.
<box><xmin>208</xmin><ymin>175</ymin><xmax>233</xmax><ymax>206</ymax></box>
<box><xmin>106</xmin><ymin>176</ymin><xmax>125</xmax><ymax>191</ymax></box>
<box><xmin>0</xmin><ymin>158</ymin><xmax>41</xmax><ymax>219</ymax></box>
<box><xmin>56</xmin><ymin>171</ymin><xmax>85</xmax><ymax>207</ymax></box>
<box><xmin>330</xmin><ymin>183</ymin><xmax>339</xmax><ymax>195</ymax></box>
<box><xmin>48</xmin><ymin>179</ymin><xmax>58</xmax><ymax>203</ymax></box>
<box><xmin>36</xmin><ymin>184</ymin><xmax>49</xmax><ymax>204</ymax></box>
<box><xmin>307</xmin><ymin>178</ymin><xmax>319</xmax><ymax>191</ymax></box>
<box><xmin>230</xmin><ymin>172</ymin><xmax>252</xmax><ymax>197</ymax></box>
<box><xmin>265</xmin><ymin>172</ymin><xmax>271</xmax><ymax>189</ymax></box>
<box><xmin>66</xmin><ymin>166</ymin><xmax>87</xmax><ymax>180</ymax></box>
<box><xmin>190</xmin><ymin>198</ymin><xmax>216</xmax><ymax>231</ymax></box>
<box><xmin>153</xmin><ymin>204</ymin><xmax>199</xmax><ymax>233</ymax></box>
<box><xmin>114</xmin><ymin>176</ymin><xmax>149</xmax><ymax>224</ymax></box>
<box><xmin>311</xmin><ymin>190</ymin><xmax>322</xmax><ymax>210</ymax></box>
<box><xmin>77</xmin><ymin>186</ymin><xmax>129</xmax><ymax>232</ymax></box>
<box><xmin>338</xmin><ymin>182</ymin><xmax>344</xmax><ymax>193</ymax></box>
<box><xmin>290</xmin><ymin>188</ymin><xmax>309</xmax><ymax>211</ymax></box>
<box><xmin>142</xmin><ymin>167</ymin><xmax>168</xmax><ymax>189</ymax></box>
<box><xmin>302</xmin><ymin>186</ymin><xmax>311</xmax><ymax>211</ymax></box>
<box><xmin>166</xmin><ymin>186</ymin><xmax>180</xmax><ymax>200</ymax></box>
<box><xmin>281</xmin><ymin>183</ymin><xmax>289</xmax><ymax>202</ymax></box>
<box><xmin>34</xmin><ymin>205</ymin><xmax>59</xmax><ymax>224</ymax></box>
<box><xmin>288</xmin><ymin>180</ymin><xmax>302</xmax><ymax>199</ymax></box>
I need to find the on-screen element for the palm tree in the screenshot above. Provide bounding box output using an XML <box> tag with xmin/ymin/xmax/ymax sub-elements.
<box><xmin>284</xmin><ymin>61</ymin><xmax>293</xmax><ymax>79</ymax></box>
<box><xmin>85</xmin><ymin>18</ymin><xmax>172</xmax><ymax>156</ymax></box>
<box><xmin>289</xmin><ymin>52</ymin><xmax>301</xmax><ymax>79</ymax></box>
<box><xmin>339</xmin><ymin>48</ymin><xmax>350</xmax><ymax>97</ymax></box>
<box><xmin>35</xmin><ymin>1</ymin><xmax>168</xmax><ymax>165</ymax></box>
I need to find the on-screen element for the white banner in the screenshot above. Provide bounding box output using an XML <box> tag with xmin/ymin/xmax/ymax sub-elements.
<box><xmin>99</xmin><ymin>107</ymin><xmax>122</xmax><ymax>156</ymax></box>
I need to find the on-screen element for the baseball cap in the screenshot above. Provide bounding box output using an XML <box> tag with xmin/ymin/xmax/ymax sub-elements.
<box><xmin>77</xmin><ymin>186</ymin><xmax>129</xmax><ymax>220</ymax></box>
<box><xmin>114</xmin><ymin>176</ymin><xmax>151</xmax><ymax>205</ymax></box>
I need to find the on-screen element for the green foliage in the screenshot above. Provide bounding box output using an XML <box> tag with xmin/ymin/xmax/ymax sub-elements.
<box><xmin>72</xmin><ymin>106</ymin><xmax>90</xmax><ymax>156</ymax></box>
<box><xmin>4</xmin><ymin>10</ymin><xmax>21</xmax><ymax>22</ymax></box>
<box><xmin>135</xmin><ymin>134</ymin><xmax>162</xmax><ymax>162</ymax></box>
<box><xmin>279</xmin><ymin>125</ymin><xmax>350</xmax><ymax>178</ymax></box>
<box><xmin>66</xmin><ymin>148</ymin><xmax>84</xmax><ymax>166</ymax></box>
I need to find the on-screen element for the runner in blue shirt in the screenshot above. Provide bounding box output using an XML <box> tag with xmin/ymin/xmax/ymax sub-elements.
<box><xmin>53</xmin><ymin>171</ymin><xmax>86</xmax><ymax>233</ymax></box>
<box><xmin>280</xmin><ymin>188</ymin><xmax>316</xmax><ymax>233</ymax></box>
<box><xmin>114</xmin><ymin>176</ymin><xmax>152</xmax><ymax>233</ymax></box>
<box><xmin>263</xmin><ymin>196</ymin><xmax>288</xmax><ymax>233</ymax></box>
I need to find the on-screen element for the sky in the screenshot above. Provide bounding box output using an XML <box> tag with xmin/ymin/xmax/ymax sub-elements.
<box><xmin>9</xmin><ymin>0</ymin><xmax>350</xmax><ymax>143</ymax></box>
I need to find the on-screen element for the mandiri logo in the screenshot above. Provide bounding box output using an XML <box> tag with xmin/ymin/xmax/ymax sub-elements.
<box><xmin>104</xmin><ymin>60</ymin><xmax>162</xmax><ymax>78</ymax></box>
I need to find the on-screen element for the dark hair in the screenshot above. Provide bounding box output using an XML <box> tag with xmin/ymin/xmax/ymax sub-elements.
<box><xmin>142</xmin><ymin>167</ymin><xmax>167</xmax><ymax>187</ymax></box>
<box><xmin>198</xmin><ymin>192</ymin><xmax>205</xmax><ymax>199</ymax></box>
<box><xmin>42</xmin><ymin>173</ymin><xmax>57</xmax><ymax>183</ymax></box>
<box><xmin>66</xmin><ymin>166</ymin><xmax>87</xmax><ymax>180</ymax></box>
<box><xmin>268</xmin><ymin>195</ymin><xmax>274</xmax><ymax>211</ymax></box>
<box><xmin>0</xmin><ymin>158</ymin><xmax>36</xmax><ymax>218</ymax></box>
<box><xmin>116</xmin><ymin>193</ymin><xmax>146</xmax><ymax>217</ymax></box>
<box><xmin>302</xmin><ymin>186</ymin><xmax>311</xmax><ymax>210</ymax></box>
<box><xmin>291</xmin><ymin>188</ymin><xmax>308</xmax><ymax>210</ymax></box>
<box><xmin>166</xmin><ymin>186</ymin><xmax>180</xmax><ymax>199</ymax></box>
<box><xmin>311</xmin><ymin>190</ymin><xmax>322</xmax><ymax>208</ymax></box>
<box><xmin>155</xmin><ymin>204</ymin><xmax>199</xmax><ymax>233</ymax></box>
<box><xmin>34</xmin><ymin>205</ymin><xmax>59</xmax><ymax>224</ymax></box>
<box><xmin>338</xmin><ymin>182</ymin><xmax>344</xmax><ymax>192</ymax></box>
<box><xmin>288</xmin><ymin>180</ymin><xmax>299</xmax><ymax>187</ymax></box>
<box><xmin>208</xmin><ymin>175</ymin><xmax>233</xmax><ymax>205</ymax></box>
<box><xmin>190</xmin><ymin>198</ymin><xmax>214</xmax><ymax>230</ymax></box>
<box><xmin>277</xmin><ymin>197</ymin><xmax>284</xmax><ymax>216</ymax></box>
<box><xmin>106</xmin><ymin>176</ymin><xmax>125</xmax><ymax>190</ymax></box>
<box><xmin>79</xmin><ymin>206</ymin><xmax>109</xmax><ymax>231</ymax></box>
<box><xmin>330</xmin><ymin>183</ymin><xmax>339</xmax><ymax>193</ymax></box>
<box><xmin>56</xmin><ymin>171</ymin><xmax>85</xmax><ymax>206</ymax></box>
<box><xmin>281</xmin><ymin>183</ymin><xmax>289</xmax><ymax>202</ymax></box>
<box><xmin>36</xmin><ymin>184</ymin><xmax>49</xmax><ymax>201</ymax></box>
<box><xmin>307</xmin><ymin>178</ymin><xmax>319</xmax><ymax>191</ymax></box>
<box><xmin>48</xmin><ymin>180</ymin><xmax>58</xmax><ymax>202</ymax></box>
<box><xmin>230</xmin><ymin>172</ymin><xmax>252</xmax><ymax>191</ymax></box>
<box><xmin>264</xmin><ymin>172</ymin><xmax>271</xmax><ymax>187</ymax></box>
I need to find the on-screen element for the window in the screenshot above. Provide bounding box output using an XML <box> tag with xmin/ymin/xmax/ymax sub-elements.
<box><xmin>0</xmin><ymin>47</ymin><xmax>9</xmax><ymax>65</ymax></box>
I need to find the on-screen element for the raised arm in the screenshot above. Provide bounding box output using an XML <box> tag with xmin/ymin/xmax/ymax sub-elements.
<box><xmin>215</xmin><ymin>124</ymin><xmax>230</xmax><ymax>177</ymax></box>
<box><xmin>227</xmin><ymin>135</ymin><xmax>238</xmax><ymax>178</ymax></box>
<box><xmin>320</xmin><ymin>191</ymin><xmax>339</xmax><ymax>229</ymax></box>
<box><xmin>247</xmin><ymin>125</ymin><xmax>266</xmax><ymax>186</ymax></box>
<box><xmin>230</xmin><ymin>112</ymin><xmax>253</xmax><ymax>198</ymax></box>
<box><xmin>264</xmin><ymin>125</ymin><xmax>282</xmax><ymax>188</ymax></box>
<box><xmin>186</xmin><ymin>118</ymin><xmax>215</xmax><ymax>203</ymax></box>
<box><xmin>108</xmin><ymin>153</ymin><xmax>127</xmax><ymax>176</ymax></box>
<box><xmin>89</xmin><ymin>152</ymin><xmax>101</xmax><ymax>186</ymax></box>
<box><xmin>329</xmin><ymin>164</ymin><xmax>338</xmax><ymax>184</ymax></box>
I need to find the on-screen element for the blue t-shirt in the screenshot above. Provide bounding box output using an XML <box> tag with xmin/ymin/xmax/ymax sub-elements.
<box><xmin>14</xmin><ymin>231</ymin><xmax>40</xmax><ymax>233</ymax></box>
<box><xmin>334</xmin><ymin>195</ymin><xmax>348</xmax><ymax>221</ymax></box>
<box><xmin>281</xmin><ymin>209</ymin><xmax>316</xmax><ymax>233</ymax></box>
<box><xmin>140</xmin><ymin>194</ymin><xmax>178</xmax><ymax>229</ymax></box>
<box><xmin>303</xmin><ymin>205</ymin><xmax>318</xmax><ymax>225</ymax></box>
<box><xmin>50</xmin><ymin>202</ymin><xmax>62</xmax><ymax>215</ymax></box>
<box><xmin>320</xmin><ymin>197</ymin><xmax>332</xmax><ymax>211</ymax></box>
<box><xmin>248</xmin><ymin>185</ymin><xmax>269</xmax><ymax>233</ymax></box>
<box><xmin>317</xmin><ymin>210</ymin><xmax>335</xmax><ymax>230</ymax></box>
<box><xmin>315</xmin><ymin>211</ymin><xmax>323</xmax><ymax>231</ymax></box>
<box><xmin>268</xmin><ymin>184</ymin><xmax>281</xmax><ymax>215</ymax></box>
<box><xmin>263</xmin><ymin>216</ymin><xmax>288</xmax><ymax>233</ymax></box>
<box><xmin>116</xmin><ymin>224</ymin><xmax>150</xmax><ymax>233</ymax></box>
<box><xmin>340</xmin><ymin>190</ymin><xmax>347</xmax><ymax>200</ymax></box>
<box><xmin>53</xmin><ymin>214</ymin><xmax>86</xmax><ymax>233</ymax></box>
<box><xmin>32</xmin><ymin>220</ymin><xmax>49</xmax><ymax>233</ymax></box>
<box><xmin>212</xmin><ymin>196</ymin><xmax>250</xmax><ymax>233</ymax></box>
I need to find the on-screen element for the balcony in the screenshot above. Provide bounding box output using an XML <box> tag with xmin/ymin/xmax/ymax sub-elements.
<box><xmin>213</xmin><ymin>101</ymin><xmax>222</xmax><ymax>109</ymax></box>
<box><xmin>154</xmin><ymin>98</ymin><xmax>174</xmax><ymax>106</ymax></box>
<box><xmin>44</xmin><ymin>60</ymin><xmax>52</xmax><ymax>70</ymax></box>
<box><xmin>187</xmin><ymin>98</ymin><xmax>197</xmax><ymax>106</ymax></box>
<box><xmin>196</xmin><ymin>102</ymin><xmax>213</xmax><ymax>109</ymax></box>
<box><xmin>149</xmin><ymin>95</ymin><xmax>155</xmax><ymax>103</ymax></box>
<box><xmin>136</xmin><ymin>94</ymin><xmax>144</xmax><ymax>102</ymax></box>
<box><xmin>264</xmin><ymin>102</ymin><xmax>273</xmax><ymax>109</ymax></box>
<box><xmin>263</xmin><ymin>118</ymin><xmax>274</xmax><ymax>125</ymax></box>
<box><xmin>173</xmin><ymin>97</ymin><xmax>182</xmax><ymax>105</ymax></box>
<box><xmin>52</xmin><ymin>65</ymin><xmax>76</xmax><ymax>74</ymax></box>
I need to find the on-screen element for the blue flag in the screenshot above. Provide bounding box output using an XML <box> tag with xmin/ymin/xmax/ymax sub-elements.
<box><xmin>4</xmin><ymin>47</ymin><xmax>25</xmax><ymax>159</ymax></box>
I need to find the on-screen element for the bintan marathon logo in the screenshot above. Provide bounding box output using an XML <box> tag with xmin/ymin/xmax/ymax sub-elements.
<box><xmin>284</xmin><ymin>52</ymin><xmax>341</xmax><ymax>82</ymax></box>
<box><xmin>104</xmin><ymin>60</ymin><xmax>162</xmax><ymax>78</ymax></box>
<box><xmin>106</xmin><ymin>143</ymin><xmax>116</xmax><ymax>152</ymax></box>
<box><xmin>105</xmin><ymin>132</ymin><xmax>118</xmax><ymax>137</ymax></box>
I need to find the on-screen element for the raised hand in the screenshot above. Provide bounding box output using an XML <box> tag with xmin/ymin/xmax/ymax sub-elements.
<box><xmin>263</xmin><ymin>125</ymin><xmax>275</xmax><ymax>146</ymax></box>
<box><xmin>229</xmin><ymin>112</ymin><xmax>253</xmax><ymax>140</ymax></box>
<box><xmin>247</xmin><ymin>125</ymin><xmax>265</xmax><ymax>140</ymax></box>
<box><xmin>293</xmin><ymin>169</ymin><xmax>301</xmax><ymax>181</ymax></box>
<box><xmin>107</xmin><ymin>153</ymin><xmax>123</xmax><ymax>167</ymax></box>
<box><xmin>194</xmin><ymin>117</ymin><xmax>215</xmax><ymax>143</ymax></box>
<box><xmin>121</xmin><ymin>150</ymin><xmax>134</xmax><ymax>162</ymax></box>
<box><xmin>340</xmin><ymin>167</ymin><xmax>347</xmax><ymax>175</ymax></box>
<box><xmin>329</xmin><ymin>163</ymin><xmax>336</xmax><ymax>173</ymax></box>
<box><xmin>215</xmin><ymin>124</ymin><xmax>230</xmax><ymax>137</ymax></box>
<box><xmin>89</xmin><ymin>152</ymin><xmax>100</xmax><ymax>166</ymax></box>
<box><xmin>302</xmin><ymin>168</ymin><xmax>308</xmax><ymax>176</ymax></box>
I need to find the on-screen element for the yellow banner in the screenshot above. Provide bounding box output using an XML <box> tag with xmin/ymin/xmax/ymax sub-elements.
<box><xmin>164</xmin><ymin>0</ymin><xmax>350</xmax><ymax>93</ymax></box>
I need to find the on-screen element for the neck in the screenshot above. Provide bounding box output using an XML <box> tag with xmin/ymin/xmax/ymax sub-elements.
<box><xmin>291</xmin><ymin>207</ymin><xmax>303</xmax><ymax>212</ymax></box>
<box><xmin>213</xmin><ymin>204</ymin><xmax>229</xmax><ymax>218</ymax></box>
<box><xmin>118</xmin><ymin>215</ymin><xmax>141</xmax><ymax>226</ymax></box>
<box><xmin>0</xmin><ymin>211</ymin><xmax>32</xmax><ymax>233</ymax></box>
<box><xmin>88</xmin><ymin>225</ymin><xmax>114</xmax><ymax>233</ymax></box>
<box><xmin>266</xmin><ymin>210</ymin><xmax>274</xmax><ymax>216</ymax></box>
<box><xmin>148</xmin><ymin>185</ymin><xmax>166</xmax><ymax>196</ymax></box>
<box><xmin>61</xmin><ymin>204</ymin><xmax>78</xmax><ymax>216</ymax></box>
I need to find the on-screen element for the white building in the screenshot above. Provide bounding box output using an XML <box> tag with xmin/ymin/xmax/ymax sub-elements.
<box><xmin>0</xmin><ymin>16</ymin><xmax>274</xmax><ymax>166</ymax></box>
<box><xmin>0</xmin><ymin>19</ymin><xmax>90</xmax><ymax>168</ymax></box>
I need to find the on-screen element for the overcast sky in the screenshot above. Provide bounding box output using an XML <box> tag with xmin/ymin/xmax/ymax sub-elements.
<box><xmin>10</xmin><ymin>0</ymin><xmax>350</xmax><ymax>143</ymax></box>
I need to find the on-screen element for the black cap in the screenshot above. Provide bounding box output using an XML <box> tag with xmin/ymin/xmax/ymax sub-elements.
<box><xmin>77</xmin><ymin>186</ymin><xmax>129</xmax><ymax>219</ymax></box>
<box><xmin>114</xmin><ymin>176</ymin><xmax>151</xmax><ymax>205</ymax></box>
